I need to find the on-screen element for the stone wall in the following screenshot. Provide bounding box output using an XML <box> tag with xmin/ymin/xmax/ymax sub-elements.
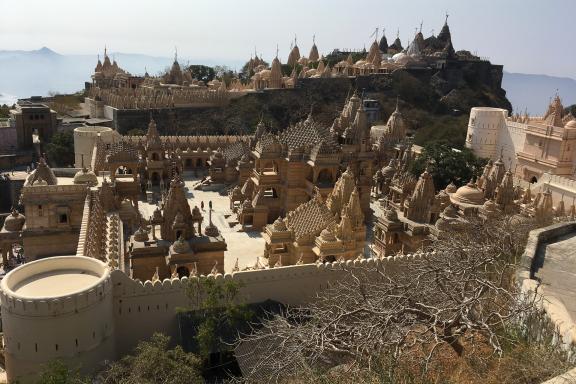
<box><xmin>110</xmin><ymin>254</ymin><xmax>414</xmax><ymax>356</ymax></box>
<box><xmin>517</xmin><ymin>222</ymin><xmax>576</xmax><ymax>383</ymax></box>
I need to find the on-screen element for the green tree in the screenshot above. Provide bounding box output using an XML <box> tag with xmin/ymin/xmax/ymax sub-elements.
<box><xmin>185</xmin><ymin>65</ymin><xmax>215</xmax><ymax>83</ymax></box>
<box><xmin>35</xmin><ymin>360</ymin><xmax>90</xmax><ymax>384</ymax></box>
<box><xmin>100</xmin><ymin>333</ymin><xmax>202</xmax><ymax>384</ymax></box>
<box><xmin>184</xmin><ymin>278</ymin><xmax>252</xmax><ymax>358</ymax></box>
<box><xmin>409</xmin><ymin>143</ymin><xmax>487</xmax><ymax>190</ymax></box>
<box><xmin>126</xmin><ymin>128</ymin><xmax>145</xmax><ymax>136</ymax></box>
<box><xmin>45</xmin><ymin>131</ymin><xmax>75</xmax><ymax>167</ymax></box>
<box><xmin>0</xmin><ymin>104</ymin><xmax>12</xmax><ymax>118</ymax></box>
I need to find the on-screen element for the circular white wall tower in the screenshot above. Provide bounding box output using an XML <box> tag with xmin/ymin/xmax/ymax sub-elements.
<box><xmin>465</xmin><ymin>107</ymin><xmax>508</xmax><ymax>159</ymax></box>
<box><xmin>0</xmin><ymin>256</ymin><xmax>115</xmax><ymax>383</ymax></box>
<box><xmin>73</xmin><ymin>126</ymin><xmax>120</xmax><ymax>168</ymax></box>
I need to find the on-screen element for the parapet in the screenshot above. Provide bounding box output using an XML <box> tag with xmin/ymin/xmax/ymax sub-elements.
<box><xmin>0</xmin><ymin>256</ymin><xmax>111</xmax><ymax>317</ymax></box>
<box><xmin>115</xmin><ymin>251</ymin><xmax>436</xmax><ymax>294</ymax></box>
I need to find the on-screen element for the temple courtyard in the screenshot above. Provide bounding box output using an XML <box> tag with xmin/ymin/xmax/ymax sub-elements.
<box><xmin>139</xmin><ymin>173</ymin><xmax>266</xmax><ymax>273</ymax></box>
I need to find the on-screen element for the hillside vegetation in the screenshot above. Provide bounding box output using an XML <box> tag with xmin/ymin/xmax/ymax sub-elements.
<box><xmin>161</xmin><ymin>67</ymin><xmax>510</xmax><ymax>150</ymax></box>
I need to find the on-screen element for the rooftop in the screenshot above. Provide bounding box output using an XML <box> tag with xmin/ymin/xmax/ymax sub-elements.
<box><xmin>1</xmin><ymin>256</ymin><xmax>108</xmax><ymax>300</ymax></box>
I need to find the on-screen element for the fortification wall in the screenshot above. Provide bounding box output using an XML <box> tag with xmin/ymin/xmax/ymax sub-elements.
<box><xmin>465</xmin><ymin>107</ymin><xmax>508</xmax><ymax>159</ymax></box>
<box><xmin>0</xmin><ymin>257</ymin><xmax>115</xmax><ymax>383</ymax></box>
<box><xmin>111</xmin><ymin>254</ymin><xmax>419</xmax><ymax>356</ymax></box>
<box><xmin>73</xmin><ymin>126</ymin><xmax>118</xmax><ymax>168</ymax></box>
<box><xmin>497</xmin><ymin>121</ymin><xmax>526</xmax><ymax>170</ymax></box>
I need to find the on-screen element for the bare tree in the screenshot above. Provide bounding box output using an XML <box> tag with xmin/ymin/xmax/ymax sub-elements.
<box><xmin>237</xmin><ymin>216</ymin><xmax>541</xmax><ymax>381</ymax></box>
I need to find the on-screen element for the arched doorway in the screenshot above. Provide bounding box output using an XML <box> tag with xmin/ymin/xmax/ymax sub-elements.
<box><xmin>176</xmin><ymin>266</ymin><xmax>190</xmax><ymax>278</ymax></box>
<box><xmin>151</xmin><ymin>172</ymin><xmax>160</xmax><ymax>186</ymax></box>
<box><xmin>530</xmin><ymin>176</ymin><xmax>538</xmax><ymax>184</ymax></box>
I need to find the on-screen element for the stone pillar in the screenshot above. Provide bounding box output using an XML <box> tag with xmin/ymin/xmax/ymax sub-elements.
<box><xmin>1</xmin><ymin>245</ymin><xmax>7</xmax><ymax>266</ymax></box>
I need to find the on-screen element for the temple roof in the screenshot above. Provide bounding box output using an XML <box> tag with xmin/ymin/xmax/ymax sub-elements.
<box><xmin>379</xmin><ymin>33</ymin><xmax>388</xmax><ymax>53</ymax></box>
<box><xmin>309</xmin><ymin>42</ymin><xmax>319</xmax><ymax>62</ymax></box>
<box><xmin>286</xmin><ymin>194</ymin><xmax>335</xmax><ymax>241</ymax></box>
<box><xmin>106</xmin><ymin>141</ymin><xmax>139</xmax><ymax>163</ymax></box>
<box><xmin>437</xmin><ymin>20</ymin><xmax>452</xmax><ymax>45</ymax></box>
<box><xmin>222</xmin><ymin>141</ymin><xmax>250</xmax><ymax>162</ymax></box>
<box><xmin>278</xmin><ymin>116</ymin><xmax>339</xmax><ymax>154</ymax></box>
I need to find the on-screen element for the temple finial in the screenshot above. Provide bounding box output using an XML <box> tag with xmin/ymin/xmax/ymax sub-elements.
<box><xmin>312</xmin><ymin>34</ymin><xmax>315</xmax><ymax>44</ymax></box>
<box><xmin>420</xmin><ymin>21</ymin><xmax>423</xmax><ymax>33</ymax></box>
<box><xmin>445</xmin><ymin>11</ymin><xmax>449</xmax><ymax>24</ymax></box>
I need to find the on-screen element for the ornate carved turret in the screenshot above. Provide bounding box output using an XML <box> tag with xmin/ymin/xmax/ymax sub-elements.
<box><xmin>495</xmin><ymin>170</ymin><xmax>516</xmax><ymax>213</ymax></box>
<box><xmin>160</xmin><ymin>176</ymin><xmax>195</xmax><ymax>241</ymax></box>
<box><xmin>405</xmin><ymin>169</ymin><xmax>436</xmax><ymax>223</ymax></box>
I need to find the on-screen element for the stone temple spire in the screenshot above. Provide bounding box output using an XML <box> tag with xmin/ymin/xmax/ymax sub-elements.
<box><xmin>405</xmin><ymin>168</ymin><xmax>436</xmax><ymax>223</ymax></box>
<box><xmin>378</xmin><ymin>28</ymin><xmax>388</xmax><ymax>53</ymax></box>
<box><xmin>146</xmin><ymin>114</ymin><xmax>163</xmax><ymax>150</ymax></box>
<box><xmin>495</xmin><ymin>170</ymin><xmax>515</xmax><ymax>213</ymax></box>
<box><xmin>308</xmin><ymin>34</ymin><xmax>319</xmax><ymax>62</ymax></box>
<box><xmin>270</xmin><ymin>50</ymin><xmax>283</xmax><ymax>88</ymax></box>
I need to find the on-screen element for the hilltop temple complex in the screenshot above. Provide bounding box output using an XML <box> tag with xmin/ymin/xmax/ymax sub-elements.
<box><xmin>0</xmin><ymin>15</ymin><xmax>561</xmax><ymax>384</ymax></box>
<box><xmin>82</xmin><ymin>15</ymin><xmax>504</xmax><ymax>137</ymax></box>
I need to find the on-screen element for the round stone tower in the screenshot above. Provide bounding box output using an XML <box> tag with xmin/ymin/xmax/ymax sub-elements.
<box><xmin>73</xmin><ymin>126</ymin><xmax>120</xmax><ymax>168</ymax></box>
<box><xmin>465</xmin><ymin>107</ymin><xmax>508</xmax><ymax>159</ymax></box>
<box><xmin>0</xmin><ymin>256</ymin><xmax>115</xmax><ymax>383</ymax></box>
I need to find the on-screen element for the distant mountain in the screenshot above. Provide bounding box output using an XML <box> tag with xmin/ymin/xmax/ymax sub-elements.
<box><xmin>0</xmin><ymin>47</ymin><xmax>244</xmax><ymax>104</ymax></box>
<box><xmin>502</xmin><ymin>72</ymin><xmax>576</xmax><ymax>115</ymax></box>
<box><xmin>2</xmin><ymin>47</ymin><xmax>575</xmax><ymax>118</ymax></box>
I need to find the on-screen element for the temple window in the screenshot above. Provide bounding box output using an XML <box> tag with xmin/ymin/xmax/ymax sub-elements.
<box><xmin>57</xmin><ymin>206</ymin><xmax>70</xmax><ymax>225</ymax></box>
<box><xmin>317</xmin><ymin>169</ymin><xmax>332</xmax><ymax>185</ymax></box>
<box><xmin>264</xmin><ymin>187</ymin><xmax>278</xmax><ymax>198</ymax></box>
<box><xmin>38</xmin><ymin>205</ymin><xmax>43</xmax><ymax>216</ymax></box>
<box><xmin>58</xmin><ymin>213</ymin><xmax>68</xmax><ymax>224</ymax></box>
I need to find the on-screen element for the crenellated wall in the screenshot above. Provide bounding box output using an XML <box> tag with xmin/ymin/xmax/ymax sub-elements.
<box><xmin>0</xmin><ymin>257</ymin><xmax>115</xmax><ymax>383</ymax></box>
<box><xmin>0</xmin><ymin>251</ymin><xmax>431</xmax><ymax>382</ymax></box>
<box><xmin>110</xmin><ymin>254</ymin><xmax>423</xmax><ymax>355</ymax></box>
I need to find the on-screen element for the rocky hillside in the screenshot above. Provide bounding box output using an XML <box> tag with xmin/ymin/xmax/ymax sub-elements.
<box><xmin>155</xmin><ymin>63</ymin><xmax>511</xmax><ymax>149</ymax></box>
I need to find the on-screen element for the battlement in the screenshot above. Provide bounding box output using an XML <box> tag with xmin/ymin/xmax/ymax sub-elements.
<box><xmin>0</xmin><ymin>257</ymin><xmax>112</xmax><ymax>317</ymax></box>
<box><xmin>115</xmin><ymin>251</ymin><xmax>435</xmax><ymax>298</ymax></box>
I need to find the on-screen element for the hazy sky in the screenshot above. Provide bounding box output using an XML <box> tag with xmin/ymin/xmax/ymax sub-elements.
<box><xmin>0</xmin><ymin>0</ymin><xmax>573</xmax><ymax>78</ymax></box>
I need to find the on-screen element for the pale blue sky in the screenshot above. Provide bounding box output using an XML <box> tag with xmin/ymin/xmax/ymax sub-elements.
<box><xmin>0</xmin><ymin>0</ymin><xmax>572</xmax><ymax>78</ymax></box>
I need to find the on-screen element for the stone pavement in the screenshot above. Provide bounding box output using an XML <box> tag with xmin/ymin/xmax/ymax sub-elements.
<box><xmin>138</xmin><ymin>175</ymin><xmax>265</xmax><ymax>274</ymax></box>
<box><xmin>535</xmin><ymin>232</ymin><xmax>576</xmax><ymax>323</ymax></box>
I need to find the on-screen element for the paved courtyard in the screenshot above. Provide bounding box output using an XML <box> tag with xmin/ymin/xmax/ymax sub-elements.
<box><xmin>139</xmin><ymin>174</ymin><xmax>265</xmax><ymax>274</ymax></box>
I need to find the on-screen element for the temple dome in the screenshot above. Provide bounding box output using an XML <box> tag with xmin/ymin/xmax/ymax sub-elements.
<box><xmin>73</xmin><ymin>168</ymin><xmax>98</xmax><ymax>186</ymax></box>
<box><xmin>384</xmin><ymin>208</ymin><xmax>399</xmax><ymax>222</ymax></box>
<box><xmin>381</xmin><ymin>160</ymin><xmax>396</xmax><ymax>179</ymax></box>
<box><xmin>4</xmin><ymin>209</ymin><xmax>25</xmax><ymax>232</ymax></box>
<box><xmin>133</xmin><ymin>226</ymin><xmax>149</xmax><ymax>242</ymax></box>
<box><xmin>445</xmin><ymin>182</ymin><xmax>458</xmax><ymax>194</ymax></box>
<box><xmin>320</xmin><ymin>227</ymin><xmax>337</xmax><ymax>242</ymax></box>
<box><xmin>272</xmin><ymin>217</ymin><xmax>288</xmax><ymax>231</ymax></box>
<box><xmin>172</xmin><ymin>236</ymin><xmax>190</xmax><ymax>253</ymax></box>
<box><xmin>451</xmin><ymin>182</ymin><xmax>484</xmax><ymax>205</ymax></box>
